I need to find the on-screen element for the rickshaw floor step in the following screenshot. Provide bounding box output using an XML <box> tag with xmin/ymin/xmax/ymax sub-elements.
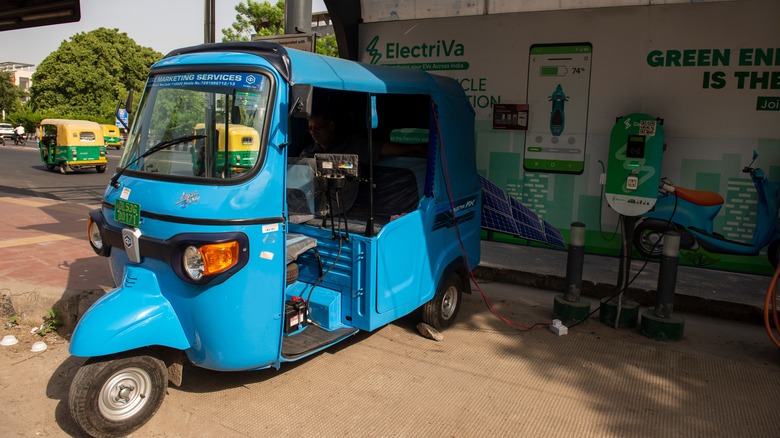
<box><xmin>282</xmin><ymin>326</ymin><xmax>359</xmax><ymax>359</ymax></box>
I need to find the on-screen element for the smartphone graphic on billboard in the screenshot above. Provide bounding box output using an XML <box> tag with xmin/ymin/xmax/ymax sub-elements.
<box><xmin>523</xmin><ymin>43</ymin><xmax>592</xmax><ymax>174</ymax></box>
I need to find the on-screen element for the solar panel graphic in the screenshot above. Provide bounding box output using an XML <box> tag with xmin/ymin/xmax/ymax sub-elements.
<box><xmin>479</xmin><ymin>175</ymin><xmax>566</xmax><ymax>249</ymax></box>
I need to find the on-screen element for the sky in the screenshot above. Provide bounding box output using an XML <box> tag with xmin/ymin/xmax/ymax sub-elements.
<box><xmin>0</xmin><ymin>0</ymin><xmax>327</xmax><ymax>66</ymax></box>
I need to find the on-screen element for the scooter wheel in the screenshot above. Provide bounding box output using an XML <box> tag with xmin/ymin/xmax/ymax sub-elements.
<box><xmin>422</xmin><ymin>272</ymin><xmax>463</xmax><ymax>331</ymax></box>
<box><xmin>633</xmin><ymin>221</ymin><xmax>669</xmax><ymax>258</ymax></box>
<box><xmin>69</xmin><ymin>350</ymin><xmax>167</xmax><ymax>438</ymax></box>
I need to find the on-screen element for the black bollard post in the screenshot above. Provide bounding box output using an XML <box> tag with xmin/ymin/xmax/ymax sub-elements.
<box><xmin>655</xmin><ymin>231</ymin><xmax>680</xmax><ymax>318</ymax></box>
<box><xmin>564</xmin><ymin>222</ymin><xmax>586</xmax><ymax>302</ymax></box>
<box><xmin>641</xmin><ymin>231</ymin><xmax>685</xmax><ymax>340</ymax></box>
<box><xmin>553</xmin><ymin>222</ymin><xmax>591</xmax><ymax>326</ymax></box>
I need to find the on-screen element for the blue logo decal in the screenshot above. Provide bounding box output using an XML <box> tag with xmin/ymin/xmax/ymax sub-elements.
<box><xmin>175</xmin><ymin>191</ymin><xmax>200</xmax><ymax>208</ymax></box>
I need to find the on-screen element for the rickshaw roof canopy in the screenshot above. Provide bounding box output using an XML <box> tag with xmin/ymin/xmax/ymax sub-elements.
<box><xmin>40</xmin><ymin>119</ymin><xmax>105</xmax><ymax>146</ymax></box>
<box><xmin>41</xmin><ymin>119</ymin><xmax>103</xmax><ymax>130</ymax></box>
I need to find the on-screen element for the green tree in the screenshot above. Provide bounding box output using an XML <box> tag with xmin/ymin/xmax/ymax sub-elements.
<box><xmin>29</xmin><ymin>28</ymin><xmax>161</xmax><ymax>120</ymax></box>
<box><xmin>0</xmin><ymin>71</ymin><xmax>25</xmax><ymax>117</ymax></box>
<box><xmin>222</xmin><ymin>0</ymin><xmax>339</xmax><ymax>57</ymax></box>
<box><xmin>222</xmin><ymin>0</ymin><xmax>285</xmax><ymax>42</ymax></box>
<box><xmin>315</xmin><ymin>33</ymin><xmax>338</xmax><ymax>57</ymax></box>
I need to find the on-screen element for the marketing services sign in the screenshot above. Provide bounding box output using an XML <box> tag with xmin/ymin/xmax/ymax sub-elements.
<box><xmin>150</xmin><ymin>72</ymin><xmax>266</xmax><ymax>92</ymax></box>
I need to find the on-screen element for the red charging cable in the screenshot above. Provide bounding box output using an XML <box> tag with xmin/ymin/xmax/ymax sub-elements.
<box><xmin>432</xmin><ymin>102</ymin><xmax>550</xmax><ymax>331</ymax></box>
<box><xmin>764</xmin><ymin>262</ymin><xmax>780</xmax><ymax>349</ymax></box>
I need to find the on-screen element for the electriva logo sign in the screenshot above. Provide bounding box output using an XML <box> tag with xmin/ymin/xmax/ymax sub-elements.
<box><xmin>365</xmin><ymin>35</ymin><xmax>469</xmax><ymax>71</ymax></box>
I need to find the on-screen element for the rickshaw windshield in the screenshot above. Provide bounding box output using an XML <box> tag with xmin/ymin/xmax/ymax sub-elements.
<box><xmin>120</xmin><ymin>71</ymin><xmax>270</xmax><ymax>180</ymax></box>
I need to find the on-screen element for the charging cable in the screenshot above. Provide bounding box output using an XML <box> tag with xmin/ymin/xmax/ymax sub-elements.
<box><xmin>433</xmin><ymin>103</ymin><xmax>549</xmax><ymax>332</ymax></box>
<box><xmin>764</xmin><ymin>261</ymin><xmax>780</xmax><ymax>349</ymax></box>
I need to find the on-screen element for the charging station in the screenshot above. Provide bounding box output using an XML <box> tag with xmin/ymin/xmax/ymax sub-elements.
<box><xmin>603</xmin><ymin>113</ymin><xmax>664</xmax><ymax>328</ymax></box>
<box><xmin>605</xmin><ymin>113</ymin><xmax>664</xmax><ymax>216</ymax></box>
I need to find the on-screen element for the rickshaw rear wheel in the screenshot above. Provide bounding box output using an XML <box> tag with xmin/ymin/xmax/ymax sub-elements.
<box><xmin>59</xmin><ymin>163</ymin><xmax>67</xmax><ymax>174</ymax></box>
<box><xmin>422</xmin><ymin>272</ymin><xmax>463</xmax><ymax>331</ymax></box>
<box><xmin>46</xmin><ymin>164</ymin><xmax>54</xmax><ymax>171</ymax></box>
<box><xmin>96</xmin><ymin>165</ymin><xmax>107</xmax><ymax>173</ymax></box>
<box><xmin>69</xmin><ymin>350</ymin><xmax>167</xmax><ymax>438</ymax></box>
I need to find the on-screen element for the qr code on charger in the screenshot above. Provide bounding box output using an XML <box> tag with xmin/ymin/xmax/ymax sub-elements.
<box><xmin>639</xmin><ymin>120</ymin><xmax>656</xmax><ymax>136</ymax></box>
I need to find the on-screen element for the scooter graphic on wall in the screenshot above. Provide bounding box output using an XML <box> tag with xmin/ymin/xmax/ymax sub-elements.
<box><xmin>633</xmin><ymin>151</ymin><xmax>780</xmax><ymax>268</ymax></box>
<box><xmin>549</xmin><ymin>84</ymin><xmax>567</xmax><ymax>136</ymax></box>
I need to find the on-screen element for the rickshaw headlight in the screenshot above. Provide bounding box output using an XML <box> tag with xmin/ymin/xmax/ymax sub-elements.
<box><xmin>87</xmin><ymin>218</ymin><xmax>103</xmax><ymax>251</ymax></box>
<box><xmin>183</xmin><ymin>241</ymin><xmax>240</xmax><ymax>280</ymax></box>
<box><xmin>183</xmin><ymin>245</ymin><xmax>205</xmax><ymax>280</ymax></box>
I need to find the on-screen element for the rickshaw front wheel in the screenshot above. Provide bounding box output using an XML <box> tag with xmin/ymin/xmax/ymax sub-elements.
<box><xmin>45</xmin><ymin>164</ymin><xmax>54</xmax><ymax>171</ymax></box>
<box><xmin>59</xmin><ymin>163</ymin><xmax>67</xmax><ymax>174</ymax></box>
<box><xmin>96</xmin><ymin>165</ymin><xmax>107</xmax><ymax>173</ymax></box>
<box><xmin>69</xmin><ymin>351</ymin><xmax>168</xmax><ymax>438</ymax></box>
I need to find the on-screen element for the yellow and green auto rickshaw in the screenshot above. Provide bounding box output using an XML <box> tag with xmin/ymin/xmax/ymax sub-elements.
<box><xmin>101</xmin><ymin>124</ymin><xmax>122</xmax><ymax>149</ymax></box>
<box><xmin>192</xmin><ymin>122</ymin><xmax>260</xmax><ymax>177</ymax></box>
<box><xmin>39</xmin><ymin>119</ymin><xmax>108</xmax><ymax>174</ymax></box>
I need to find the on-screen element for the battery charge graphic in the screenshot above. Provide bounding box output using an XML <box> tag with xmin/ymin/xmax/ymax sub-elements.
<box><xmin>540</xmin><ymin>66</ymin><xmax>568</xmax><ymax>77</ymax></box>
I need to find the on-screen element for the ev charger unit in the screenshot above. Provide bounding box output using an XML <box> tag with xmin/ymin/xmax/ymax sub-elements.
<box><xmin>605</xmin><ymin>113</ymin><xmax>664</xmax><ymax>217</ymax></box>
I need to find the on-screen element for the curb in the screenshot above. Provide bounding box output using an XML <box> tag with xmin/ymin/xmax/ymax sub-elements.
<box><xmin>472</xmin><ymin>264</ymin><xmax>765</xmax><ymax>325</ymax></box>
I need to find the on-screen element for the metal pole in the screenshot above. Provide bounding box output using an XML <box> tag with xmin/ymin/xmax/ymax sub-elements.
<box><xmin>285</xmin><ymin>0</ymin><xmax>313</xmax><ymax>34</ymax></box>
<box><xmin>654</xmin><ymin>231</ymin><xmax>680</xmax><ymax>318</ymax></box>
<box><xmin>614</xmin><ymin>215</ymin><xmax>636</xmax><ymax>329</ymax></box>
<box><xmin>563</xmin><ymin>222</ymin><xmax>586</xmax><ymax>302</ymax></box>
<box><xmin>204</xmin><ymin>0</ymin><xmax>215</xmax><ymax>43</ymax></box>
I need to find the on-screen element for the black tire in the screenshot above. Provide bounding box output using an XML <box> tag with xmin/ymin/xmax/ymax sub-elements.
<box><xmin>96</xmin><ymin>165</ymin><xmax>107</xmax><ymax>173</ymax></box>
<box><xmin>633</xmin><ymin>220</ymin><xmax>671</xmax><ymax>258</ymax></box>
<box><xmin>46</xmin><ymin>164</ymin><xmax>54</xmax><ymax>171</ymax></box>
<box><xmin>69</xmin><ymin>351</ymin><xmax>168</xmax><ymax>438</ymax></box>
<box><xmin>422</xmin><ymin>272</ymin><xmax>463</xmax><ymax>330</ymax></box>
<box><xmin>286</xmin><ymin>262</ymin><xmax>299</xmax><ymax>284</ymax></box>
<box><xmin>59</xmin><ymin>163</ymin><xmax>67</xmax><ymax>175</ymax></box>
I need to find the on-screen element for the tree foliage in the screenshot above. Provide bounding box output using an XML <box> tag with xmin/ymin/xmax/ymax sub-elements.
<box><xmin>222</xmin><ymin>0</ymin><xmax>285</xmax><ymax>42</ymax></box>
<box><xmin>315</xmin><ymin>33</ymin><xmax>339</xmax><ymax>57</ymax></box>
<box><xmin>221</xmin><ymin>0</ymin><xmax>339</xmax><ymax>57</ymax></box>
<box><xmin>28</xmin><ymin>28</ymin><xmax>161</xmax><ymax>122</ymax></box>
<box><xmin>0</xmin><ymin>71</ymin><xmax>25</xmax><ymax>116</ymax></box>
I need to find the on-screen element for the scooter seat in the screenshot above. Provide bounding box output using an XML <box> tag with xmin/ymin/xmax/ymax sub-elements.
<box><xmin>287</xmin><ymin>233</ymin><xmax>317</xmax><ymax>264</ymax></box>
<box><xmin>673</xmin><ymin>186</ymin><xmax>724</xmax><ymax>206</ymax></box>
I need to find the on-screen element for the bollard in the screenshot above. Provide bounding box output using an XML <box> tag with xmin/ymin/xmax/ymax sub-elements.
<box><xmin>564</xmin><ymin>222</ymin><xmax>586</xmax><ymax>302</ymax></box>
<box><xmin>655</xmin><ymin>231</ymin><xmax>680</xmax><ymax>318</ymax></box>
<box><xmin>553</xmin><ymin>222</ymin><xmax>591</xmax><ymax>325</ymax></box>
<box><xmin>640</xmin><ymin>231</ymin><xmax>685</xmax><ymax>340</ymax></box>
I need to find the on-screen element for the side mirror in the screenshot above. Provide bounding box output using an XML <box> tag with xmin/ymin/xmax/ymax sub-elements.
<box><xmin>125</xmin><ymin>89</ymin><xmax>134</xmax><ymax>113</ymax></box>
<box><xmin>290</xmin><ymin>84</ymin><xmax>313</xmax><ymax>118</ymax></box>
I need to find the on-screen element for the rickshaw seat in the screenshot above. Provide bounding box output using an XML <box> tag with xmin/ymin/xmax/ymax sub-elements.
<box><xmin>286</xmin><ymin>233</ymin><xmax>317</xmax><ymax>264</ymax></box>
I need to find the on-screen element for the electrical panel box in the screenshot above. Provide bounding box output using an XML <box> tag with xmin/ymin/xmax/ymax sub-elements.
<box><xmin>605</xmin><ymin>113</ymin><xmax>664</xmax><ymax>216</ymax></box>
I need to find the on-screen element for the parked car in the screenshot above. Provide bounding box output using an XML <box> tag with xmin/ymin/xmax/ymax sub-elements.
<box><xmin>0</xmin><ymin>123</ymin><xmax>14</xmax><ymax>139</ymax></box>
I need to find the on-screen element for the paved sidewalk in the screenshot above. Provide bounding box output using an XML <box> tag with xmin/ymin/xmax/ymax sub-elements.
<box><xmin>0</xmin><ymin>196</ymin><xmax>113</xmax><ymax>328</ymax></box>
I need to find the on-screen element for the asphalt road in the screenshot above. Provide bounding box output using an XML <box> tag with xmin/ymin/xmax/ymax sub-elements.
<box><xmin>0</xmin><ymin>141</ymin><xmax>122</xmax><ymax>205</ymax></box>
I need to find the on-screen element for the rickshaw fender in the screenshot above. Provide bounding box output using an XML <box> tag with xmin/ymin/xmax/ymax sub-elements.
<box><xmin>69</xmin><ymin>266</ymin><xmax>190</xmax><ymax>357</ymax></box>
